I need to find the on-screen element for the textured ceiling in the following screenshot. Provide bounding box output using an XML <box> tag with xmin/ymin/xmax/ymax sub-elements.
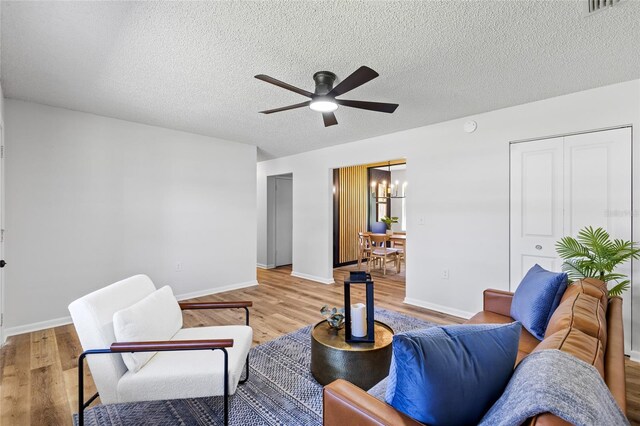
<box><xmin>2</xmin><ymin>1</ymin><xmax>640</xmax><ymax>160</ymax></box>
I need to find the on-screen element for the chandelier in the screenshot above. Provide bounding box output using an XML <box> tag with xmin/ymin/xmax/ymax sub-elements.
<box><xmin>370</xmin><ymin>162</ymin><xmax>406</xmax><ymax>200</ymax></box>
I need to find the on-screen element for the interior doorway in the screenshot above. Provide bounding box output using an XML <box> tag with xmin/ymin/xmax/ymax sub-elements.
<box><xmin>332</xmin><ymin>160</ymin><xmax>407</xmax><ymax>289</ymax></box>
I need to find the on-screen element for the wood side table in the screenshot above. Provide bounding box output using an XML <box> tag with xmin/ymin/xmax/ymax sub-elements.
<box><xmin>310</xmin><ymin>320</ymin><xmax>394</xmax><ymax>390</ymax></box>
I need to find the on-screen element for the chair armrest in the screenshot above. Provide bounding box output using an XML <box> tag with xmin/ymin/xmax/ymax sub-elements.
<box><xmin>179</xmin><ymin>301</ymin><xmax>253</xmax><ymax>310</ymax></box>
<box><xmin>179</xmin><ymin>301</ymin><xmax>253</xmax><ymax>326</ymax></box>
<box><xmin>78</xmin><ymin>339</ymin><xmax>235</xmax><ymax>425</ymax></box>
<box><xmin>323</xmin><ymin>379</ymin><xmax>424</xmax><ymax>426</ymax></box>
<box><xmin>110</xmin><ymin>339</ymin><xmax>234</xmax><ymax>353</ymax></box>
<box><xmin>483</xmin><ymin>289</ymin><xmax>514</xmax><ymax>317</ymax></box>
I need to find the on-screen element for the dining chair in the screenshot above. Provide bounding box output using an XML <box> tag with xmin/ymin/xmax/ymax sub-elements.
<box><xmin>357</xmin><ymin>232</ymin><xmax>372</xmax><ymax>269</ymax></box>
<box><xmin>371</xmin><ymin>222</ymin><xmax>387</xmax><ymax>234</ymax></box>
<box><xmin>391</xmin><ymin>236</ymin><xmax>406</xmax><ymax>272</ymax></box>
<box><xmin>368</xmin><ymin>233</ymin><xmax>399</xmax><ymax>275</ymax></box>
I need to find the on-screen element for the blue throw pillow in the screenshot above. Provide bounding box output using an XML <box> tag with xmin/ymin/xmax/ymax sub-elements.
<box><xmin>385</xmin><ymin>322</ymin><xmax>521</xmax><ymax>426</ymax></box>
<box><xmin>510</xmin><ymin>264</ymin><xmax>568</xmax><ymax>340</ymax></box>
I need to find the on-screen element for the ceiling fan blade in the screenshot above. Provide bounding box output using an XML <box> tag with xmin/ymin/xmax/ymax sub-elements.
<box><xmin>259</xmin><ymin>101</ymin><xmax>311</xmax><ymax>114</ymax></box>
<box><xmin>255</xmin><ymin>74</ymin><xmax>314</xmax><ymax>98</ymax></box>
<box><xmin>336</xmin><ymin>99</ymin><xmax>399</xmax><ymax>113</ymax></box>
<box><xmin>322</xmin><ymin>112</ymin><xmax>338</xmax><ymax>127</ymax></box>
<box><xmin>328</xmin><ymin>66</ymin><xmax>379</xmax><ymax>97</ymax></box>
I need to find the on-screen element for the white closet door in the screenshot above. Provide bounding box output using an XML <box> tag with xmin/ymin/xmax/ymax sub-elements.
<box><xmin>511</xmin><ymin>127</ymin><xmax>632</xmax><ymax>351</ymax></box>
<box><xmin>563</xmin><ymin>128</ymin><xmax>632</xmax><ymax>352</ymax></box>
<box><xmin>510</xmin><ymin>137</ymin><xmax>564</xmax><ymax>290</ymax></box>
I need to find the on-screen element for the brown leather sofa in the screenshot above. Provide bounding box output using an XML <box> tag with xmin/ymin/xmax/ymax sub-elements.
<box><xmin>323</xmin><ymin>278</ymin><xmax>627</xmax><ymax>425</ymax></box>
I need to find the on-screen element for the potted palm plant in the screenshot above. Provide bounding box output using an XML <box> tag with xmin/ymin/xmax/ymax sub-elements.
<box><xmin>555</xmin><ymin>226</ymin><xmax>640</xmax><ymax>296</ymax></box>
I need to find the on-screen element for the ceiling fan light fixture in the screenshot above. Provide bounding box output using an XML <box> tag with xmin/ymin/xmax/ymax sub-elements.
<box><xmin>309</xmin><ymin>98</ymin><xmax>338</xmax><ymax>112</ymax></box>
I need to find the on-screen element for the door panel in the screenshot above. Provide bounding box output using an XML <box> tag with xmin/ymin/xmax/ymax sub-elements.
<box><xmin>510</xmin><ymin>137</ymin><xmax>564</xmax><ymax>290</ymax></box>
<box><xmin>521</xmin><ymin>254</ymin><xmax>557</xmax><ymax>277</ymax></box>
<box><xmin>564</xmin><ymin>128</ymin><xmax>632</xmax><ymax>352</ymax></box>
<box><xmin>565</xmin><ymin>144</ymin><xmax>610</xmax><ymax>234</ymax></box>
<box><xmin>275</xmin><ymin>177</ymin><xmax>293</xmax><ymax>267</ymax></box>
<box><xmin>0</xmin><ymin>124</ymin><xmax>3</xmax><ymax>343</ymax></box>
<box><xmin>564</xmin><ymin>129</ymin><xmax>631</xmax><ymax>237</ymax></box>
<box><xmin>523</xmin><ymin>151</ymin><xmax>556</xmax><ymax>236</ymax></box>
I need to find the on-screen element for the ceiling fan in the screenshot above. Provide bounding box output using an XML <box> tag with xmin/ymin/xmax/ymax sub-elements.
<box><xmin>255</xmin><ymin>66</ymin><xmax>399</xmax><ymax>127</ymax></box>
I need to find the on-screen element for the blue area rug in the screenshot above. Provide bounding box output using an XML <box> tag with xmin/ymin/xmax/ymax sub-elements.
<box><xmin>75</xmin><ymin>308</ymin><xmax>436</xmax><ymax>425</ymax></box>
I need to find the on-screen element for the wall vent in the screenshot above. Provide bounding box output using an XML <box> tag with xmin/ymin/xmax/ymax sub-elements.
<box><xmin>587</xmin><ymin>0</ymin><xmax>623</xmax><ymax>14</ymax></box>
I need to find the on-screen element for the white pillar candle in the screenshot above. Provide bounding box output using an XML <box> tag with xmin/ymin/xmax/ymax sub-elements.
<box><xmin>351</xmin><ymin>303</ymin><xmax>367</xmax><ymax>337</ymax></box>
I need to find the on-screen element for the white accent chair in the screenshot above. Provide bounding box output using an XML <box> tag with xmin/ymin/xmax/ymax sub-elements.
<box><xmin>68</xmin><ymin>274</ymin><xmax>253</xmax><ymax>426</ymax></box>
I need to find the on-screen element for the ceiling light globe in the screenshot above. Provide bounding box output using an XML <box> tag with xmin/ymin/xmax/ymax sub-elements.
<box><xmin>309</xmin><ymin>99</ymin><xmax>338</xmax><ymax>113</ymax></box>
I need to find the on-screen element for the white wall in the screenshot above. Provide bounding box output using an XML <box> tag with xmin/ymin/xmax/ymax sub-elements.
<box><xmin>5</xmin><ymin>100</ymin><xmax>257</xmax><ymax>334</ymax></box>
<box><xmin>257</xmin><ymin>79</ymin><xmax>640</xmax><ymax>358</ymax></box>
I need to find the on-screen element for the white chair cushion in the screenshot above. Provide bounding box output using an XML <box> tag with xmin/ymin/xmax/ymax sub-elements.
<box><xmin>116</xmin><ymin>325</ymin><xmax>253</xmax><ymax>403</ymax></box>
<box><xmin>68</xmin><ymin>274</ymin><xmax>157</xmax><ymax>404</ymax></box>
<box><xmin>113</xmin><ymin>286</ymin><xmax>183</xmax><ymax>373</ymax></box>
<box><xmin>372</xmin><ymin>248</ymin><xmax>399</xmax><ymax>256</ymax></box>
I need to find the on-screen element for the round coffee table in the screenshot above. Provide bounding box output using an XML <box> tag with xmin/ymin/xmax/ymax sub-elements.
<box><xmin>310</xmin><ymin>320</ymin><xmax>394</xmax><ymax>390</ymax></box>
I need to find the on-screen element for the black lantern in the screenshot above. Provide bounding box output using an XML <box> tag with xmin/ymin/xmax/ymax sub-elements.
<box><xmin>344</xmin><ymin>271</ymin><xmax>375</xmax><ymax>343</ymax></box>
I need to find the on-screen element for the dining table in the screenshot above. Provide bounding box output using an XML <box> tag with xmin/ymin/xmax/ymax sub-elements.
<box><xmin>388</xmin><ymin>234</ymin><xmax>406</xmax><ymax>244</ymax></box>
<box><xmin>364</xmin><ymin>232</ymin><xmax>405</xmax><ymax>242</ymax></box>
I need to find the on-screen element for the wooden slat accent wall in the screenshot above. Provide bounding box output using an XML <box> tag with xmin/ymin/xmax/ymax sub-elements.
<box><xmin>338</xmin><ymin>165</ymin><xmax>368</xmax><ymax>263</ymax></box>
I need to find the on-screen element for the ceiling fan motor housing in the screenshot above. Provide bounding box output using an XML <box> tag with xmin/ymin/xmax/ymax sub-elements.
<box><xmin>313</xmin><ymin>71</ymin><xmax>337</xmax><ymax>95</ymax></box>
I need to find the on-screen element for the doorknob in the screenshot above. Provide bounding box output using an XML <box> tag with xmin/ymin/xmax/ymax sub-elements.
<box><xmin>535</xmin><ymin>245</ymin><xmax>542</xmax><ymax>250</ymax></box>
<box><xmin>0</xmin><ymin>260</ymin><xmax>6</xmax><ymax>268</ymax></box>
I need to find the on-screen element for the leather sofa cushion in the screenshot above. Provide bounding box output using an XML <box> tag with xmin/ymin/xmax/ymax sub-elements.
<box><xmin>561</xmin><ymin>279</ymin><xmax>608</xmax><ymax>311</ymax></box>
<box><xmin>534</xmin><ymin>327</ymin><xmax>605</xmax><ymax>378</ymax></box>
<box><xmin>467</xmin><ymin>311</ymin><xmax>539</xmax><ymax>358</ymax></box>
<box><xmin>545</xmin><ymin>293</ymin><xmax>607</xmax><ymax>349</ymax></box>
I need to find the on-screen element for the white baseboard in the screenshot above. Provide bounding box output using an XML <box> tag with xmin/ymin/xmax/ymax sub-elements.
<box><xmin>176</xmin><ymin>280</ymin><xmax>259</xmax><ymax>301</ymax></box>
<box><xmin>290</xmin><ymin>271</ymin><xmax>335</xmax><ymax>285</ymax></box>
<box><xmin>403</xmin><ymin>297</ymin><xmax>474</xmax><ymax>320</ymax></box>
<box><xmin>1</xmin><ymin>280</ymin><xmax>260</xmax><ymax>344</ymax></box>
<box><xmin>3</xmin><ymin>315</ymin><xmax>72</xmax><ymax>343</ymax></box>
<box><xmin>256</xmin><ymin>263</ymin><xmax>275</xmax><ymax>269</ymax></box>
<box><xmin>629</xmin><ymin>350</ymin><xmax>640</xmax><ymax>363</ymax></box>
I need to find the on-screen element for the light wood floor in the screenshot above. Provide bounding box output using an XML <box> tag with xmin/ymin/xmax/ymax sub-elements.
<box><xmin>1</xmin><ymin>266</ymin><xmax>638</xmax><ymax>425</ymax></box>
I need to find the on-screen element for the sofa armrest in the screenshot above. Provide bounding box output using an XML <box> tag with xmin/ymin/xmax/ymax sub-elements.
<box><xmin>323</xmin><ymin>379</ymin><xmax>424</xmax><ymax>426</ymax></box>
<box><xmin>604</xmin><ymin>296</ymin><xmax>626</xmax><ymax>414</ymax></box>
<box><xmin>483</xmin><ymin>289</ymin><xmax>514</xmax><ymax>317</ymax></box>
<box><xmin>529</xmin><ymin>413</ymin><xmax>574</xmax><ymax>426</ymax></box>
